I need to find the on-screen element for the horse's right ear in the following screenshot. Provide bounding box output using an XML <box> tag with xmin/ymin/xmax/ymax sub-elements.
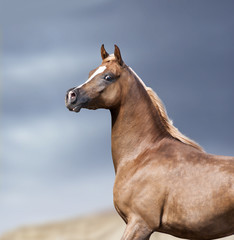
<box><xmin>101</xmin><ymin>44</ymin><xmax>109</xmax><ymax>60</ymax></box>
<box><xmin>114</xmin><ymin>44</ymin><xmax>123</xmax><ymax>66</ymax></box>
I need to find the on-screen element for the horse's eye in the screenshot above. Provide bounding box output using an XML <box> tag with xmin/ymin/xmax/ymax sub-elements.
<box><xmin>104</xmin><ymin>75</ymin><xmax>112</xmax><ymax>81</ymax></box>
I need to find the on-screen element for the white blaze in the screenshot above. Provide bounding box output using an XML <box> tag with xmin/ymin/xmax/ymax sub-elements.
<box><xmin>76</xmin><ymin>66</ymin><xmax>106</xmax><ymax>89</ymax></box>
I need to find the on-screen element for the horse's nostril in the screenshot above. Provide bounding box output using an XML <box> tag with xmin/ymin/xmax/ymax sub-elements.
<box><xmin>68</xmin><ymin>90</ymin><xmax>77</xmax><ymax>104</ymax></box>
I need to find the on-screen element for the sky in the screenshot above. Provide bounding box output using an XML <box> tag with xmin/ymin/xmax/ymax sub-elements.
<box><xmin>1</xmin><ymin>0</ymin><xmax>234</xmax><ymax>235</ymax></box>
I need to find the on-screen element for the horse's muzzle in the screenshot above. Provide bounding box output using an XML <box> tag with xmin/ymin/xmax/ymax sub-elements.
<box><xmin>67</xmin><ymin>89</ymin><xmax>77</xmax><ymax>103</ymax></box>
<box><xmin>65</xmin><ymin>88</ymin><xmax>89</xmax><ymax>112</ymax></box>
<box><xmin>65</xmin><ymin>88</ymin><xmax>80</xmax><ymax>112</ymax></box>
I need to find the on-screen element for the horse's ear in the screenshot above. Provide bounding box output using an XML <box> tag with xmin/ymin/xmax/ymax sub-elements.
<box><xmin>101</xmin><ymin>44</ymin><xmax>109</xmax><ymax>60</ymax></box>
<box><xmin>114</xmin><ymin>44</ymin><xmax>123</xmax><ymax>66</ymax></box>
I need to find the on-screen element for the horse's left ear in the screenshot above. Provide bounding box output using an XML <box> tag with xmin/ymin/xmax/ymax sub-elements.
<box><xmin>114</xmin><ymin>44</ymin><xmax>123</xmax><ymax>66</ymax></box>
<box><xmin>101</xmin><ymin>44</ymin><xmax>109</xmax><ymax>60</ymax></box>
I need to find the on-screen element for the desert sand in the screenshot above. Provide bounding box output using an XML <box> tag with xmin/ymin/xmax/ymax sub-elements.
<box><xmin>0</xmin><ymin>211</ymin><xmax>233</xmax><ymax>240</ymax></box>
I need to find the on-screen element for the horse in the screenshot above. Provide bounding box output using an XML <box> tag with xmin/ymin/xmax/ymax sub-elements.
<box><xmin>65</xmin><ymin>45</ymin><xmax>234</xmax><ymax>240</ymax></box>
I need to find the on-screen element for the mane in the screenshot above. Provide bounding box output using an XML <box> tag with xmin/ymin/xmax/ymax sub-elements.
<box><xmin>128</xmin><ymin>67</ymin><xmax>203</xmax><ymax>152</ymax></box>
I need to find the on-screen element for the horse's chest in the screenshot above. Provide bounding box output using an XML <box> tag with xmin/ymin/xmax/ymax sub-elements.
<box><xmin>113</xmin><ymin>168</ymin><xmax>169</xmax><ymax>231</ymax></box>
<box><xmin>113</xmin><ymin>174</ymin><xmax>133</xmax><ymax>222</ymax></box>
<box><xmin>113</xmin><ymin>173</ymin><xmax>133</xmax><ymax>207</ymax></box>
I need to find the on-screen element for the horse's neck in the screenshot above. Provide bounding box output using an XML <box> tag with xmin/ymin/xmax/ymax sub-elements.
<box><xmin>110</xmin><ymin>78</ymin><xmax>168</xmax><ymax>173</ymax></box>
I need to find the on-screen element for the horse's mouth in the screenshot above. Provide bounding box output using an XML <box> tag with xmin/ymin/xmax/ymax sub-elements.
<box><xmin>72</xmin><ymin>105</ymin><xmax>81</xmax><ymax>112</ymax></box>
<box><xmin>65</xmin><ymin>101</ymin><xmax>82</xmax><ymax>113</ymax></box>
<box><xmin>65</xmin><ymin>89</ymin><xmax>90</xmax><ymax>113</ymax></box>
<box><xmin>66</xmin><ymin>104</ymin><xmax>82</xmax><ymax>112</ymax></box>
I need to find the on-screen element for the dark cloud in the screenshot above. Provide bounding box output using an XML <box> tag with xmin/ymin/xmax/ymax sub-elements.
<box><xmin>1</xmin><ymin>0</ymin><xmax>234</xmax><ymax>234</ymax></box>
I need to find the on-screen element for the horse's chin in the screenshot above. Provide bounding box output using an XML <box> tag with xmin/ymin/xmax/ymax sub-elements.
<box><xmin>71</xmin><ymin>106</ymin><xmax>98</xmax><ymax>112</ymax></box>
<box><xmin>66</xmin><ymin>104</ymin><xmax>82</xmax><ymax>112</ymax></box>
<box><xmin>72</xmin><ymin>106</ymin><xmax>82</xmax><ymax>112</ymax></box>
<box><xmin>86</xmin><ymin>106</ymin><xmax>100</xmax><ymax>110</ymax></box>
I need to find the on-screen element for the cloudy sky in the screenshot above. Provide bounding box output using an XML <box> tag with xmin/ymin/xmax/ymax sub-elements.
<box><xmin>1</xmin><ymin>0</ymin><xmax>234</xmax><ymax>234</ymax></box>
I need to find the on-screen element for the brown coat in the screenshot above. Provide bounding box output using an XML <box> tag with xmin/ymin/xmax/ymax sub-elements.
<box><xmin>66</xmin><ymin>45</ymin><xmax>234</xmax><ymax>240</ymax></box>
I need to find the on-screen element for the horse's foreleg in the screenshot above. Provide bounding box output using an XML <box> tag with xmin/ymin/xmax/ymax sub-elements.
<box><xmin>121</xmin><ymin>218</ymin><xmax>152</xmax><ymax>240</ymax></box>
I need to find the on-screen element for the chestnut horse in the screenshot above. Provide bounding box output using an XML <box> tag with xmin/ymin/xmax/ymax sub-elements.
<box><xmin>65</xmin><ymin>45</ymin><xmax>234</xmax><ymax>240</ymax></box>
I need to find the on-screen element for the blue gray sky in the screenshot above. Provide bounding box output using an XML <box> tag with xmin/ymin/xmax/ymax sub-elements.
<box><xmin>1</xmin><ymin>0</ymin><xmax>234</xmax><ymax>234</ymax></box>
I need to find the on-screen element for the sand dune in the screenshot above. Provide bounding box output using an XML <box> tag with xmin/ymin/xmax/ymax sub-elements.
<box><xmin>0</xmin><ymin>211</ymin><xmax>233</xmax><ymax>240</ymax></box>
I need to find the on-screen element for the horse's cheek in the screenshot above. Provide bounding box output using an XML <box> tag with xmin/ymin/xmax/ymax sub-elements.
<box><xmin>101</xmin><ymin>85</ymin><xmax>121</xmax><ymax>107</ymax></box>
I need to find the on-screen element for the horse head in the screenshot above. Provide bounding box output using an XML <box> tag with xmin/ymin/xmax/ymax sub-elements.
<box><xmin>65</xmin><ymin>45</ymin><xmax>126</xmax><ymax>112</ymax></box>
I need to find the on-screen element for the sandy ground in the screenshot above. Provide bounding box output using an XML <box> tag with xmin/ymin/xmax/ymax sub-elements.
<box><xmin>0</xmin><ymin>211</ymin><xmax>233</xmax><ymax>240</ymax></box>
